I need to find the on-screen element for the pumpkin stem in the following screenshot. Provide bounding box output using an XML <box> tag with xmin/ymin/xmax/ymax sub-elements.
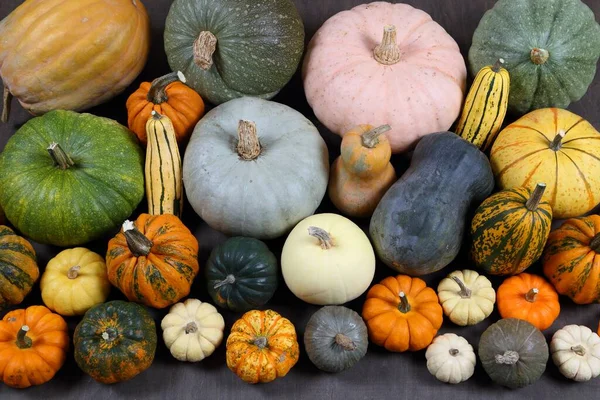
<box><xmin>530</xmin><ymin>48</ymin><xmax>549</xmax><ymax>65</ymax></box>
<box><xmin>495</xmin><ymin>350</ymin><xmax>519</xmax><ymax>365</ymax></box>
<box><xmin>194</xmin><ymin>31</ymin><xmax>218</xmax><ymax>70</ymax></box>
<box><xmin>550</xmin><ymin>130</ymin><xmax>566</xmax><ymax>151</ymax></box>
<box><xmin>214</xmin><ymin>274</ymin><xmax>236</xmax><ymax>289</ymax></box>
<box><xmin>1</xmin><ymin>87</ymin><xmax>11</xmax><ymax>123</ymax></box>
<box><xmin>308</xmin><ymin>226</ymin><xmax>334</xmax><ymax>249</ymax></box>
<box><xmin>361</xmin><ymin>125</ymin><xmax>391</xmax><ymax>148</ymax></box>
<box><xmin>16</xmin><ymin>325</ymin><xmax>32</xmax><ymax>349</ymax></box>
<box><xmin>147</xmin><ymin>71</ymin><xmax>186</xmax><ymax>104</ymax></box>
<box><xmin>47</xmin><ymin>142</ymin><xmax>75</xmax><ymax>170</ymax></box>
<box><xmin>571</xmin><ymin>345</ymin><xmax>586</xmax><ymax>356</ymax></box>
<box><xmin>335</xmin><ymin>333</ymin><xmax>357</xmax><ymax>351</ymax></box>
<box><xmin>237</xmin><ymin>120</ymin><xmax>261</xmax><ymax>160</ymax></box>
<box><xmin>398</xmin><ymin>291</ymin><xmax>411</xmax><ymax>313</ymax></box>
<box><xmin>449</xmin><ymin>348</ymin><xmax>460</xmax><ymax>356</ymax></box>
<box><xmin>253</xmin><ymin>336</ymin><xmax>268</xmax><ymax>349</ymax></box>
<box><xmin>491</xmin><ymin>58</ymin><xmax>505</xmax><ymax>73</ymax></box>
<box><xmin>374</xmin><ymin>25</ymin><xmax>401</xmax><ymax>65</ymax></box>
<box><xmin>122</xmin><ymin>220</ymin><xmax>153</xmax><ymax>257</ymax></box>
<box><xmin>525</xmin><ymin>183</ymin><xmax>547</xmax><ymax>211</ymax></box>
<box><xmin>185</xmin><ymin>322</ymin><xmax>198</xmax><ymax>334</ymax></box>
<box><xmin>590</xmin><ymin>233</ymin><xmax>600</xmax><ymax>253</ymax></box>
<box><xmin>101</xmin><ymin>328</ymin><xmax>118</xmax><ymax>342</ymax></box>
<box><xmin>67</xmin><ymin>265</ymin><xmax>81</xmax><ymax>279</ymax></box>
<box><xmin>451</xmin><ymin>276</ymin><xmax>471</xmax><ymax>298</ymax></box>
<box><xmin>525</xmin><ymin>288</ymin><xmax>539</xmax><ymax>303</ymax></box>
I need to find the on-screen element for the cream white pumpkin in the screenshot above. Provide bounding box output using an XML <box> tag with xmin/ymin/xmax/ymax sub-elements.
<box><xmin>551</xmin><ymin>325</ymin><xmax>600</xmax><ymax>382</ymax></box>
<box><xmin>426</xmin><ymin>333</ymin><xmax>476</xmax><ymax>384</ymax></box>
<box><xmin>437</xmin><ymin>270</ymin><xmax>496</xmax><ymax>326</ymax></box>
<box><xmin>281</xmin><ymin>213</ymin><xmax>375</xmax><ymax>305</ymax></box>
<box><xmin>161</xmin><ymin>298</ymin><xmax>225</xmax><ymax>362</ymax></box>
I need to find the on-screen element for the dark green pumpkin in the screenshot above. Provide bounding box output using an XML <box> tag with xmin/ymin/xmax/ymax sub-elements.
<box><xmin>164</xmin><ymin>0</ymin><xmax>305</xmax><ymax>105</ymax></box>
<box><xmin>0</xmin><ymin>225</ymin><xmax>39</xmax><ymax>309</ymax></box>
<box><xmin>469</xmin><ymin>0</ymin><xmax>600</xmax><ymax>115</ymax></box>
<box><xmin>206</xmin><ymin>237</ymin><xmax>278</xmax><ymax>312</ymax></box>
<box><xmin>0</xmin><ymin>110</ymin><xmax>144</xmax><ymax>247</ymax></box>
<box><xmin>479</xmin><ymin>318</ymin><xmax>549</xmax><ymax>388</ymax></box>
<box><xmin>74</xmin><ymin>300</ymin><xmax>157</xmax><ymax>384</ymax></box>
<box><xmin>369</xmin><ymin>132</ymin><xmax>494</xmax><ymax>276</ymax></box>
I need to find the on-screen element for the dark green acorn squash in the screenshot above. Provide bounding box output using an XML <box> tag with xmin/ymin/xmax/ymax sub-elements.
<box><xmin>469</xmin><ymin>0</ymin><xmax>600</xmax><ymax>115</ymax></box>
<box><xmin>369</xmin><ymin>132</ymin><xmax>494</xmax><ymax>276</ymax></box>
<box><xmin>73</xmin><ymin>300</ymin><xmax>157</xmax><ymax>384</ymax></box>
<box><xmin>206</xmin><ymin>237</ymin><xmax>278</xmax><ymax>312</ymax></box>
<box><xmin>164</xmin><ymin>0</ymin><xmax>305</xmax><ymax>105</ymax></box>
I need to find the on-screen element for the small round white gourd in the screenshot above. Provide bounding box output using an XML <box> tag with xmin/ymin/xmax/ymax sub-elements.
<box><xmin>161</xmin><ymin>298</ymin><xmax>225</xmax><ymax>362</ymax></box>
<box><xmin>426</xmin><ymin>333</ymin><xmax>476</xmax><ymax>384</ymax></box>
<box><xmin>551</xmin><ymin>324</ymin><xmax>600</xmax><ymax>382</ymax></box>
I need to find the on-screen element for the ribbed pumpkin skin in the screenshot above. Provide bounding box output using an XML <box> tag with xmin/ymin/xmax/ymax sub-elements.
<box><xmin>164</xmin><ymin>0</ymin><xmax>304</xmax><ymax>105</ymax></box>
<box><xmin>0</xmin><ymin>0</ymin><xmax>150</xmax><ymax>116</ymax></box>
<box><xmin>74</xmin><ymin>301</ymin><xmax>157</xmax><ymax>384</ymax></box>
<box><xmin>471</xmin><ymin>187</ymin><xmax>552</xmax><ymax>276</ymax></box>
<box><xmin>0</xmin><ymin>226</ymin><xmax>39</xmax><ymax>310</ymax></box>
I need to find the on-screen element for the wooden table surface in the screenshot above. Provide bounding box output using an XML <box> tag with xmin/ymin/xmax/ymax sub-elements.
<box><xmin>1</xmin><ymin>0</ymin><xmax>600</xmax><ymax>399</ymax></box>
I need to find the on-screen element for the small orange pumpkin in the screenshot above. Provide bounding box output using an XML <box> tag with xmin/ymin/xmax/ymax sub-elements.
<box><xmin>362</xmin><ymin>275</ymin><xmax>443</xmax><ymax>352</ymax></box>
<box><xmin>126</xmin><ymin>71</ymin><xmax>205</xmax><ymax>144</ymax></box>
<box><xmin>226</xmin><ymin>309</ymin><xmax>299</xmax><ymax>384</ymax></box>
<box><xmin>0</xmin><ymin>305</ymin><xmax>69</xmax><ymax>388</ymax></box>
<box><xmin>497</xmin><ymin>273</ymin><xmax>560</xmax><ymax>330</ymax></box>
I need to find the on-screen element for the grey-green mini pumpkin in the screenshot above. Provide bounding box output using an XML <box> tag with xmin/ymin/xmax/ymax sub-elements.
<box><xmin>304</xmin><ymin>306</ymin><xmax>368</xmax><ymax>373</ymax></box>
<box><xmin>164</xmin><ymin>0</ymin><xmax>305</xmax><ymax>105</ymax></box>
<box><xmin>469</xmin><ymin>0</ymin><xmax>600</xmax><ymax>115</ymax></box>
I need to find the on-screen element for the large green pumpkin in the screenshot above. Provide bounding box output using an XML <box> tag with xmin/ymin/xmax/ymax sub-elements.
<box><xmin>164</xmin><ymin>0</ymin><xmax>305</xmax><ymax>105</ymax></box>
<box><xmin>469</xmin><ymin>0</ymin><xmax>600</xmax><ymax>115</ymax></box>
<box><xmin>0</xmin><ymin>110</ymin><xmax>145</xmax><ymax>246</ymax></box>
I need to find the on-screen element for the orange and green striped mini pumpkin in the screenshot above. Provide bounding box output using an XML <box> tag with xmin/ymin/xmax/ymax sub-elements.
<box><xmin>0</xmin><ymin>225</ymin><xmax>39</xmax><ymax>310</ymax></box>
<box><xmin>471</xmin><ymin>183</ymin><xmax>552</xmax><ymax>275</ymax></box>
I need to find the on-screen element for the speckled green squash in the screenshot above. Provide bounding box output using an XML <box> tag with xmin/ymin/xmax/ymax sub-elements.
<box><xmin>0</xmin><ymin>110</ymin><xmax>144</xmax><ymax>247</ymax></box>
<box><xmin>73</xmin><ymin>300</ymin><xmax>157</xmax><ymax>384</ymax></box>
<box><xmin>469</xmin><ymin>0</ymin><xmax>600</xmax><ymax>115</ymax></box>
<box><xmin>164</xmin><ymin>0</ymin><xmax>305</xmax><ymax>105</ymax></box>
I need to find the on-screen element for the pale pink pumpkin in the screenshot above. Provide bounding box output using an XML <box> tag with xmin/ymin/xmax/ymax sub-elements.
<box><xmin>303</xmin><ymin>2</ymin><xmax>467</xmax><ymax>153</ymax></box>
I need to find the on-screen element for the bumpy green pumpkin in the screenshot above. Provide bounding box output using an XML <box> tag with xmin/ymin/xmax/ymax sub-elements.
<box><xmin>73</xmin><ymin>300</ymin><xmax>157</xmax><ymax>384</ymax></box>
<box><xmin>164</xmin><ymin>0</ymin><xmax>305</xmax><ymax>105</ymax></box>
<box><xmin>0</xmin><ymin>225</ymin><xmax>39</xmax><ymax>309</ymax></box>
<box><xmin>206</xmin><ymin>237</ymin><xmax>278</xmax><ymax>312</ymax></box>
<box><xmin>469</xmin><ymin>0</ymin><xmax>600</xmax><ymax>115</ymax></box>
<box><xmin>0</xmin><ymin>110</ymin><xmax>144</xmax><ymax>246</ymax></box>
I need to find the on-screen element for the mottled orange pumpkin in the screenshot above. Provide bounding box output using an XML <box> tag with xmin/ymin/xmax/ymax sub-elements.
<box><xmin>226</xmin><ymin>309</ymin><xmax>299</xmax><ymax>384</ymax></box>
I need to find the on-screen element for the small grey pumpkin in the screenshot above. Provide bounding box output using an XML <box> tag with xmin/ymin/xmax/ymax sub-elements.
<box><xmin>304</xmin><ymin>306</ymin><xmax>368</xmax><ymax>373</ymax></box>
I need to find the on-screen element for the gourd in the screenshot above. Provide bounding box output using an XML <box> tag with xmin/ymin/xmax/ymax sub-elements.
<box><xmin>226</xmin><ymin>309</ymin><xmax>299</xmax><ymax>384</ymax></box>
<box><xmin>0</xmin><ymin>225</ymin><xmax>39</xmax><ymax>309</ymax></box>
<box><xmin>106</xmin><ymin>215</ymin><xmax>199</xmax><ymax>309</ymax></box>
<box><xmin>304</xmin><ymin>306</ymin><xmax>368</xmax><ymax>373</ymax></box>
<box><xmin>436</xmin><ymin>270</ymin><xmax>496</xmax><ymax>326</ymax></box>
<box><xmin>145</xmin><ymin>111</ymin><xmax>183</xmax><ymax>217</ymax></box>
<box><xmin>303</xmin><ymin>2</ymin><xmax>467</xmax><ymax>153</ymax></box>
<box><xmin>490</xmin><ymin>108</ymin><xmax>600</xmax><ymax>219</ymax></box>
<box><xmin>543</xmin><ymin>215</ymin><xmax>600</xmax><ymax>304</ymax></box>
<box><xmin>182</xmin><ymin>97</ymin><xmax>329</xmax><ymax>239</ymax></box>
<box><xmin>281</xmin><ymin>213</ymin><xmax>375</xmax><ymax>305</ymax></box>
<box><xmin>328</xmin><ymin>125</ymin><xmax>396</xmax><ymax>217</ymax></box>
<box><xmin>0</xmin><ymin>110</ymin><xmax>145</xmax><ymax>246</ymax></box>
<box><xmin>126</xmin><ymin>71</ymin><xmax>205</xmax><ymax>144</ymax></box>
<box><xmin>479</xmin><ymin>318</ymin><xmax>549</xmax><ymax>388</ymax></box>
<box><xmin>469</xmin><ymin>0</ymin><xmax>600</xmax><ymax>115</ymax></box>
<box><xmin>455</xmin><ymin>59</ymin><xmax>510</xmax><ymax>151</ymax></box>
<box><xmin>425</xmin><ymin>333</ymin><xmax>476</xmax><ymax>384</ymax></box>
<box><xmin>0</xmin><ymin>0</ymin><xmax>150</xmax><ymax>122</ymax></box>
<box><xmin>0</xmin><ymin>305</ymin><xmax>69</xmax><ymax>388</ymax></box>
<box><xmin>40</xmin><ymin>247</ymin><xmax>111</xmax><ymax>316</ymax></box>
<box><xmin>164</xmin><ymin>0</ymin><xmax>304</xmax><ymax>105</ymax></box>
<box><xmin>370</xmin><ymin>132</ymin><xmax>494</xmax><ymax>276</ymax></box>
<box><xmin>161</xmin><ymin>299</ymin><xmax>225</xmax><ymax>363</ymax></box>
<box><xmin>74</xmin><ymin>300</ymin><xmax>157</xmax><ymax>384</ymax></box>
<box><xmin>471</xmin><ymin>183</ymin><xmax>553</xmax><ymax>275</ymax></box>
<box><xmin>362</xmin><ymin>275</ymin><xmax>443</xmax><ymax>352</ymax></box>
<box><xmin>497</xmin><ymin>273</ymin><xmax>560</xmax><ymax>330</ymax></box>
<box><xmin>551</xmin><ymin>325</ymin><xmax>600</xmax><ymax>382</ymax></box>
<box><xmin>205</xmin><ymin>237</ymin><xmax>278</xmax><ymax>313</ymax></box>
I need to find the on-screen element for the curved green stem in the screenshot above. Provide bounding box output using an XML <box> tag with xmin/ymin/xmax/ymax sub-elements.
<box><xmin>47</xmin><ymin>143</ymin><xmax>75</xmax><ymax>170</ymax></box>
<box><xmin>147</xmin><ymin>71</ymin><xmax>186</xmax><ymax>103</ymax></box>
<box><xmin>525</xmin><ymin>183</ymin><xmax>546</xmax><ymax>211</ymax></box>
<box><xmin>398</xmin><ymin>292</ymin><xmax>411</xmax><ymax>313</ymax></box>
<box><xmin>122</xmin><ymin>220</ymin><xmax>153</xmax><ymax>257</ymax></box>
<box><xmin>16</xmin><ymin>325</ymin><xmax>32</xmax><ymax>349</ymax></box>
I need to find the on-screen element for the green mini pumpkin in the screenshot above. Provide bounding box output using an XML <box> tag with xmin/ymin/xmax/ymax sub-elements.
<box><xmin>469</xmin><ymin>0</ymin><xmax>600</xmax><ymax>115</ymax></box>
<box><xmin>206</xmin><ymin>237</ymin><xmax>278</xmax><ymax>312</ymax></box>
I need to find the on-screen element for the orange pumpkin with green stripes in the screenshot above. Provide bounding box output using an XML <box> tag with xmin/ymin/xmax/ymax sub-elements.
<box><xmin>471</xmin><ymin>183</ymin><xmax>552</xmax><ymax>276</ymax></box>
<box><xmin>105</xmin><ymin>214</ymin><xmax>199</xmax><ymax>309</ymax></box>
<box><xmin>490</xmin><ymin>108</ymin><xmax>600</xmax><ymax>219</ymax></box>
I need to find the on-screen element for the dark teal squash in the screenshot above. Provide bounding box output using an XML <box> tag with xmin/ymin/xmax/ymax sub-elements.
<box><xmin>369</xmin><ymin>132</ymin><xmax>494</xmax><ymax>276</ymax></box>
<box><xmin>206</xmin><ymin>237</ymin><xmax>278</xmax><ymax>312</ymax></box>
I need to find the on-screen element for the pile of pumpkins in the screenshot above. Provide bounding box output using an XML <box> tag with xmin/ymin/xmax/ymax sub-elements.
<box><xmin>1</xmin><ymin>0</ymin><xmax>600</xmax><ymax>391</ymax></box>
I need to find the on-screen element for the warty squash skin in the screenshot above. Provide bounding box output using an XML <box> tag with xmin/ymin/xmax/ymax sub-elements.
<box><xmin>0</xmin><ymin>225</ymin><xmax>39</xmax><ymax>310</ymax></box>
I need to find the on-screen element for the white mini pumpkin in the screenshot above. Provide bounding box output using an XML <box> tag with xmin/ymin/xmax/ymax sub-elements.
<box><xmin>426</xmin><ymin>333</ymin><xmax>476</xmax><ymax>384</ymax></box>
<box><xmin>161</xmin><ymin>298</ymin><xmax>225</xmax><ymax>362</ymax></box>
<box><xmin>551</xmin><ymin>324</ymin><xmax>600</xmax><ymax>382</ymax></box>
<box><xmin>437</xmin><ymin>270</ymin><xmax>496</xmax><ymax>326</ymax></box>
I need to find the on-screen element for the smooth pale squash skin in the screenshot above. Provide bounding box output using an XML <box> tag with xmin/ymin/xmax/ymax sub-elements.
<box><xmin>0</xmin><ymin>0</ymin><xmax>150</xmax><ymax>117</ymax></box>
<box><xmin>551</xmin><ymin>325</ymin><xmax>600</xmax><ymax>382</ymax></box>
<box><xmin>0</xmin><ymin>225</ymin><xmax>39</xmax><ymax>310</ymax></box>
<box><xmin>491</xmin><ymin>108</ymin><xmax>600</xmax><ymax>219</ymax></box>
<box><xmin>469</xmin><ymin>0</ymin><xmax>600</xmax><ymax>115</ymax></box>
<box><xmin>425</xmin><ymin>333</ymin><xmax>476</xmax><ymax>384</ymax></box>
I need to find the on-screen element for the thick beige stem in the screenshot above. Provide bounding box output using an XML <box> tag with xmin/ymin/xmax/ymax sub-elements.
<box><xmin>361</xmin><ymin>125</ymin><xmax>391</xmax><ymax>148</ymax></box>
<box><xmin>237</xmin><ymin>120</ymin><xmax>261</xmax><ymax>160</ymax></box>
<box><xmin>335</xmin><ymin>334</ymin><xmax>357</xmax><ymax>351</ymax></box>
<box><xmin>495</xmin><ymin>350</ymin><xmax>519</xmax><ymax>365</ymax></box>
<box><xmin>451</xmin><ymin>276</ymin><xmax>472</xmax><ymax>298</ymax></box>
<box><xmin>531</xmin><ymin>48</ymin><xmax>549</xmax><ymax>65</ymax></box>
<box><xmin>525</xmin><ymin>288</ymin><xmax>539</xmax><ymax>303</ymax></box>
<box><xmin>1</xmin><ymin>87</ymin><xmax>11</xmax><ymax>123</ymax></box>
<box><xmin>308</xmin><ymin>226</ymin><xmax>334</xmax><ymax>249</ymax></box>
<box><xmin>67</xmin><ymin>266</ymin><xmax>81</xmax><ymax>279</ymax></box>
<box><xmin>374</xmin><ymin>26</ymin><xmax>401</xmax><ymax>65</ymax></box>
<box><xmin>194</xmin><ymin>31</ymin><xmax>218</xmax><ymax>70</ymax></box>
